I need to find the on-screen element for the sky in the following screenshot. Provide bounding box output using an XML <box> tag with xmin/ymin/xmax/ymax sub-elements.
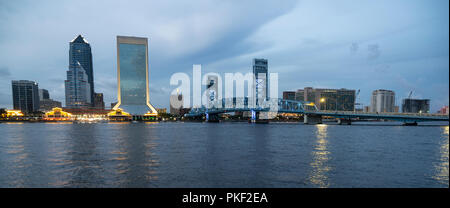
<box><xmin>0</xmin><ymin>0</ymin><xmax>448</xmax><ymax>112</ymax></box>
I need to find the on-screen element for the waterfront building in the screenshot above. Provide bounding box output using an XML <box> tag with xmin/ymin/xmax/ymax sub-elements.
<box><xmin>300</xmin><ymin>87</ymin><xmax>356</xmax><ymax>111</ymax></box>
<box><xmin>112</xmin><ymin>36</ymin><xmax>158</xmax><ymax>116</ymax></box>
<box><xmin>295</xmin><ymin>89</ymin><xmax>304</xmax><ymax>101</ymax></box>
<box><xmin>11</xmin><ymin>80</ymin><xmax>40</xmax><ymax>113</ymax></box>
<box><xmin>370</xmin><ymin>89</ymin><xmax>396</xmax><ymax>113</ymax></box>
<box><xmin>70</xmin><ymin>35</ymin><xmax>95</xmax><ymax>105</ymax></box>
<box><xmin>65</xmin><ymin>61</ymin><xmax>91</xmax><ymax>108</ymax></box>
<box><xmin>252</xmin><ymin>58</ymin><xmax>268</xmax><ymax>104</ymax></box>
<box><xmin>93</xmin><ymin>93</ymin><xmax>105</xmax><ymax>109</ymax></box>
<box><xmin>364</xmin><ymin>106</ymin><xmax>370</xmax><ymax>112</ymax></box>
<box><xmin>282</xmin><ymin>91</ymin><xmax>295</xmax><ymax>100</ymax></box>
<box><xmin>438</xmin><ymin>106</ymin><xmax>449</xmax><ymax>114</ymax></box>
<box><xmin>402</xmin><ymin>98</ymin><xmax>430</xmax><ymax>113</ymax></box>
<box><xmin>39</xmin><ymin>89</ymin><xmax>49</xmax><ymax>101</ymax></box>
<box><xmin>156</xmin><ymin>108</ymin><xmax>167</xmax><ymax>114</ymax></box>
<box><xmin>39</xmin><ymin>99</ymin><xmax>62</xmax><ymax>111</ymax></box>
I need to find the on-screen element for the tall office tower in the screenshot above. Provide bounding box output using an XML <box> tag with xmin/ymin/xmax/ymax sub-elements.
<box><xmin>39</xmin><ymin>89</ymin><xmax>49</xmax><ymax>101</ymax></box>
<box><xmin>252</xmin><ymin>58</ymin><xmax>268</xmax><ymax>105</ymax></box>
<box><xmin>282</xmin><ymin>91</ymin><xmax>295</xmax><ymax>100</ymax></box>
<box><xmin>371</xmin><ymin>89</ymin><xmax>396</xmax><ymax>113</ymax></box>
<box><xmin>112</xmin><ymin>36</ymin><xmax>158</xmax><ymax>115</ymax></box>
<box><xmin>402</xmin><ymin>98</ymin><xmax>430</xmax><ymax>113</ymax></box>
<box><xmin>11</xmin><ymin>80</ymin><xmax>40</xmax><ymax>113</ymax></box>
<box><xmin>295</xmin><ymin>89</ymin><xmax>304</xmax><ymax>101</ymax></box>
<box><xmin>93</xmin><ymin>93</ymin><xmax>105</xmax><ymax>109</ymax></box>
<box><xmin>69</xmin><ymin>35</ymin><xmax>94</xmax><ymax>105</ymax></box>
<box><xmin>65</xmin><ymin>61</ymin><xmax>91</xmax><ymax>108</ymax></box>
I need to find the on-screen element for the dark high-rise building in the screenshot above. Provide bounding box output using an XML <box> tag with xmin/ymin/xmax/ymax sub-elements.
<box><xmin>12</xmin><ymin>80</ymin><xmax>40</xmax><ymax>113</ymax></box>
<box><xmin>252</xmin><ymin>58</ymin><xmax>268</xmax><ymax>104</ymax></box>
<box><xmin>402</xmin><ymin>98</ymin><xmax>430</xmax><ymax>113</ymax></box>
<box><xmin>69</xmin><ymin>34</ymin><xmax>94</xmax><ymax>106</ymax></box>
<box><xmin>282</xmin><ymin>91</ymin><xmax>295</xmax><ymax>100</ymax></box>
<box><xmin>39</xmin><ymin>89</ymin><xmax>49</xmax><ymax>101</ymax></box>
<box><xmin>93</xmin><ymin>93</ymin><xmax>105</xmax><ymax>109</ymax></box>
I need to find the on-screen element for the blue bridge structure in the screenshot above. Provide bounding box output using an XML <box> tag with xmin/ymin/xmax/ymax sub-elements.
<box><xmin>185</xmin><ymin>98</ymin><xmax>449</xmax><ymax>125</ymax></box>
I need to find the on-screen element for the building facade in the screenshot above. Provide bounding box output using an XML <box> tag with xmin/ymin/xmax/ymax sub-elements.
<box><xmin>402</xmin><ymin>98</ymin><xmax>430</xmax><ymax>113</ymax></box>
<box><xmin>39</xmin><ymin>99</ymin><xmax>62</xmax><ymax>111</ymax></box>
<box><xmin>12</xmin><ymin>80</ymin><xmax>40</xmax><ymax>113</ymax></box>
<box><xmin>252</xmin><ymin>58</ymin><xmax>268</xmax><ymax>104</ymax></box>
<box><xmin>93</xmin><ymin>93</ymin><xmax>105</xmax><ymax>109</ymax></box>
<box><xmin>282</xmin><ymin>91</ymin><xmax>296</xmax><ymax>100</ymax></box>
<box><xmin>39</xmin><ymin>89</ymin><xmax>49</xmax><ymax>101</ymax></box>
<box><xmin>298</xmin><ymin>87</ymin><xmax>356</xmax><ymax>111</ymax></box>
<box><xmin>69</xmin><ymin>35</ymin><xmax>95</xmax><ymax>105</ymax></box>
<box><xmin>371</xmin><ymin>89</ymin><xmax>395</xmax><ymax>113</ymax></box>
<box><xmin>65</xmin><ymin>61</ymin><xmax>91</xmax><ymax>108</ymax></box>
<box><xmin>112</xmin><ymin>36</ymin><xmax>158</xmax><ymax>115</ymax></box>
<box><xmin>294</xmin><ymin>89</ymin><xmax>304</xmax><ymax>101</ymax></box>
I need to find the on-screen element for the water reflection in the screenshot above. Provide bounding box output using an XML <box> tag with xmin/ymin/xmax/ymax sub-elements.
<box><xmin>112</xmin><ymin>123</ymin><xmax>159</xmax><ymax>187</ymax></box>
<box><xmin>63</xmin><ymin>124</ymin><xmax>105</xmax><ymax>187</ymax></box>
<box><xmin>308</xmin><ymin>124</ymin><xmax>332</xmax><ymax>188</ymax></box>
<box><xmin>433</xmin><ymin>126</ymin><xmax>449</xmax><ymax>185</ymax></box>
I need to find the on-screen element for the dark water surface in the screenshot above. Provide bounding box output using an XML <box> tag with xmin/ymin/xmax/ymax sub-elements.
<box><xmin>0</xmin><ymin>122</ymin><xmax>448</xmax><ymax>188</ymax></box>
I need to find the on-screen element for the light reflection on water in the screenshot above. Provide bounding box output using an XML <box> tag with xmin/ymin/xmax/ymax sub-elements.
<box><xmin>308</xmin><ymin>124</ymin><xmax>332</xmax><ymax>188</ymax></box>
<box><xmin>433</xmin><ymin>126</ymin><xmax>449</xmax><ymax>185</ymax></box>
<box><xmin>0</xmin><ymin>122</ymin><xmax>448</xmax><ymax>187</ymax></box>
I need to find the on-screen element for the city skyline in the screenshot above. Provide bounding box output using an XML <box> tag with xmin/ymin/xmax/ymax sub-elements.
<box><xmin>0</xmin><ymin>0</ymin><xmax>448</xmax><ymax>112</ymax></box>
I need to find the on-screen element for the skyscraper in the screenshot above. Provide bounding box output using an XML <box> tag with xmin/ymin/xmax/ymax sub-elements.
<box><xmin>12</xmin><ymin>80</ymin><xmax>40</xmax><ymax>113</ymax></box>
<box><xmin>112</xmin><ymin>36</ymin><xmax>158</xmax><ymax>115</ymax></box>
<box><xmin>371</xmin><ymin>89</ymin><xmax>395</xmax><ymax>113</ymax></box>
<box><xmin>69</xmin><ymin>35</ymin><xmax>94</xmax><ymax>105</ymax></box>
<box><xmin>65</xmin><ymin>61</ymin><xmax>91</xmax><ymax>108</ymax></box>
<box><xmin>252</xmin><ymin>58</ymin><xmax>268</xmax><ymax>104</ymax></box>
<box><xmin>39</xmin><ymin>89</ymin><xmax>49</xmax><ymax>101</ymax></box>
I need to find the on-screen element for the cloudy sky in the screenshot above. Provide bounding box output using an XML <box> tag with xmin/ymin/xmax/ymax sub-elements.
<box><xmin>0</xmin><ymin>0</ymin><xmax>448</xmax><ymax>111</ymax></box>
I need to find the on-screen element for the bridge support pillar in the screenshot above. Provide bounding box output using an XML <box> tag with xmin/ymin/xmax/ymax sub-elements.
<box><xmin>250</xmin><ymin>112</ymin><xmax>269</xmax><ymax>124</ymax></box>
<box><xmin>337</xmin><ymin>118</ymin><xmax>352</xmax><ymax>125</ymax></box>
<box><xmin>206</xmin><ymin>113</ymin><xmax>220</xmax><ymax>123</ymax></box>
<box><xmin>304</xmin><ymin>114</ymin><xmax>322</xmax><ymax>125</ymax></box>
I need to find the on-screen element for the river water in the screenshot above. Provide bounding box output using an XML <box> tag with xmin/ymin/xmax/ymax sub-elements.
<box><xmin>0</xmin><ymin>121</ymin><xmax>448</xmax><ymax>188</ymax></box>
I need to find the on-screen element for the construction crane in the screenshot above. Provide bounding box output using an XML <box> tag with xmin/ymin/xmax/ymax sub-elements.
<box><xmin>408</xmin><ymin>90</ymin><xmax>414</xmax><ymax>99</ymax></box>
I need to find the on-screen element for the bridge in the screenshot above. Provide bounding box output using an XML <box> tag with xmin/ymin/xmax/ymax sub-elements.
<box><xmin>185</xmin><ymin>98</ymin><xmax>449</xmax><ymax>125</ymax></box>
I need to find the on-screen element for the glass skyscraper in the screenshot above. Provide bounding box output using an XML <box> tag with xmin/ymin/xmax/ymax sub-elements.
<box><xmin>65</xmin><ymin>61</ymin><xmax>91</xmax><ymax>108</ymax></box>
<box><xmin>12</xmin><ymin>80</ymin><xmax>40</xmax><ymax>113</ymax></box>
<box><xmin>113</xmin><ymin>36</ymin><xmax>158</xmax><ymax>115</ymax></box>
<box><xmin>69</xmin><ymin>35</ymin><xmax>94</xmax><ymax>106</ymax></box>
